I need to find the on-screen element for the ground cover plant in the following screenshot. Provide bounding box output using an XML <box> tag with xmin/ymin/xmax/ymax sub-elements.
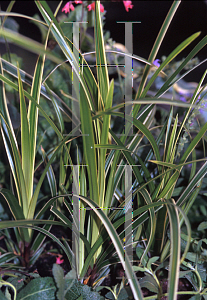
<box><xmin>0</xmin><ymin>1</ymin><xmax>207</xmax><ymax>299</ymax></box>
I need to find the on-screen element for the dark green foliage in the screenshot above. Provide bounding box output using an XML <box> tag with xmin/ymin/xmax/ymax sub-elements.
<box><xmin>17</xmin><ymin>277</ymin><xmax>56</xmax><ymax>300</ymax></box>
<box><xmin>52</xmin><ymin>264</ymin><xmax>101</xmax><ymax>300</ymax></box>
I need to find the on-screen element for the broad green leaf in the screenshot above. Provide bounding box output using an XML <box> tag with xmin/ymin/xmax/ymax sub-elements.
<box><xmin>17</xmin><ymin>277</ymin><xmax>56</xmax><ymax>300</ymax></box>
<box><xmin>64</xmin><ymin>278</ymin><xmax>101</xmax><ymax>300</ymax></box>
<box><xmin>52</xmin><ymin>264</ymin><xmax>65</xmax><ymax>300</ymax></box>
<box><xmin>105</xmin><ymin>287</ymin><xmax>129</xmax><ymax>300</ymax></box>
<box><xmin>65</xmin><ymin>269</ymin><xmax>76</xmax><ymax>280</ymax></box>
<box><xmin>147</xmin><ymin>256</ymin><xmax>160</xmax><ymax>270</ymax></box>
<box><xmin>197</xmin><ymin>222</ymin><xmax>207</xmax><ymax>231</ymax></box>
<box><xmin>139</xmin><ymin>275</ymin><xmax>159</xmax><ymax>294</ymax></box>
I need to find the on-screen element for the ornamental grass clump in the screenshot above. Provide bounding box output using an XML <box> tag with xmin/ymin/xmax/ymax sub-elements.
<box><xmin>0</xmin><ymin>1</ymin><xmax>207</xmax><ymax>299</ymax></box>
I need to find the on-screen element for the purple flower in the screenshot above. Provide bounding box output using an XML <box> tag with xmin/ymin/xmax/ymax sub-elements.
<box><xmin>153</xmin><ymin>59</ymin><xmax>161</xmax><ymax>68</ymax></box>
<box><xmin>180</xmin><ymin>96</ymin><xmax>186</xmax><ymax>102</ymax></box>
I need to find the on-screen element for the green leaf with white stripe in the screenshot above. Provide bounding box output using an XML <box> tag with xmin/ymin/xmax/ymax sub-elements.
<box><xmin>18</xmin><ymin>66</ymin><xmax>30</xmax><ymax>214</ymax></box>
<box><xmin>165</xmin><ymin>200</ymin><xmax>180</xmax><ymax>300</ymax></box>
<box><xmin>76</xmin><ymin>194</ymin><xmax>144</xmax><ymax>300</ymax></box>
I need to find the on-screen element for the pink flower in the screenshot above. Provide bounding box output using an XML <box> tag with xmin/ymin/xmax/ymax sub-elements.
<box><xmin>99</xmin><ymin>3</ymin><xmax>105</xmax><ymax>12</ymax></box>
<box><xmin>87</xmin><ymin>2</ymin><xmax>104</xmax><ymax>13</ymax></box>
<box><xmin>123</xmin><ymin>1</ymin><xmax>133</xmax><ymax>12</ymax></box>
<box><xmin>74</xmin><ymin>0</ymin><xmax>82</xmax><ymax>3</ymax></box>
<box><xmin>56</xmin><ymin>256</ymin><xmax>64</xmax><ymax>264</ymax></box>
<box><xmin>87</xmin><ymin>2</ymin><xmax>95</xmax><ymax>11</ymax></box>
<box><xmin>62</xmin><ymin>2</ymin><xmax>75</xmax><ymax>13</ymax></box>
